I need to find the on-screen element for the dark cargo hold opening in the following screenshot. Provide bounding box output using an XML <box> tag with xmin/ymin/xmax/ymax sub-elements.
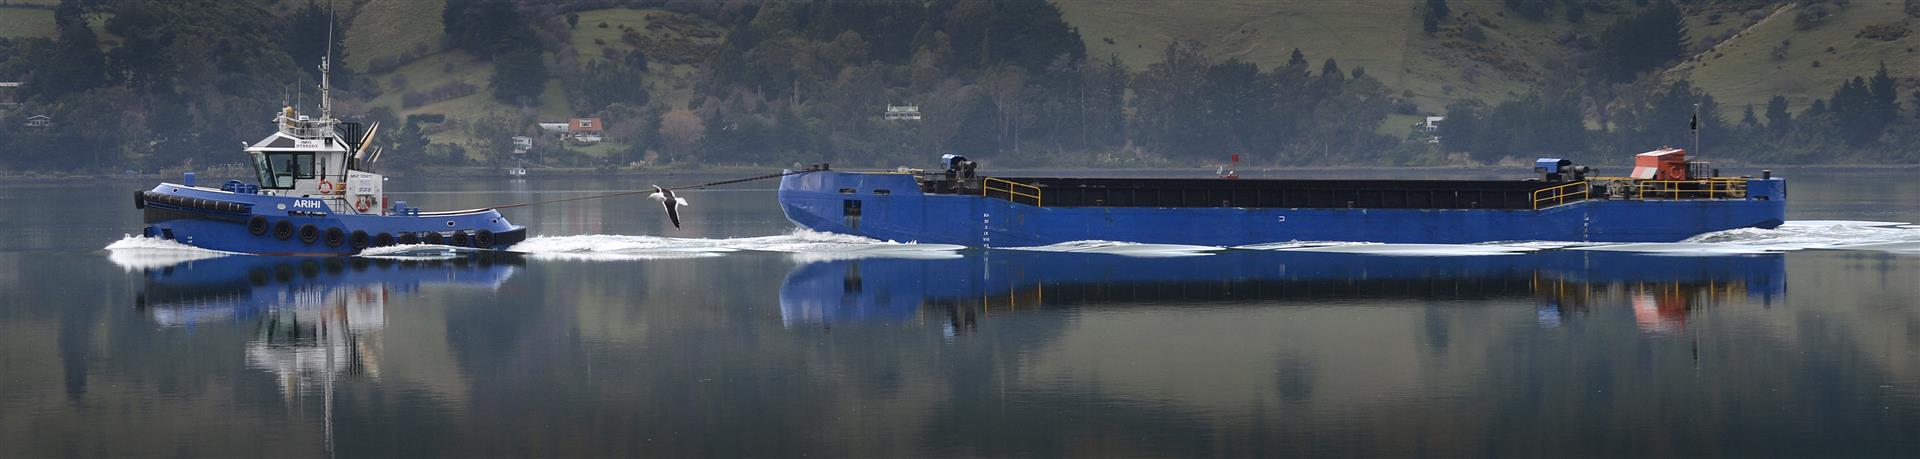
<box><xmin>959</xmin><ymin>177</ymin><xmax>1559</xmax><ymax>210</ymax></box>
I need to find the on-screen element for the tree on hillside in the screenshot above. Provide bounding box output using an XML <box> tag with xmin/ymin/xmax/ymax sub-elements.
<box><xmin>1077</xmin><ymin>55</ymin><xmax>1129</xmax><ymax>150</ymax></box>
<box><xmin>1440</xmin><ymin>100</ymin><xmax>1483</xmax><ymax>154</ymax></box>
<box><xmin>1505</xmin><ymin>0</ymin><xmax>1552</xmax><ymax>21</ymax></box>
<box><xmin>1128</xmin><ymin>41</ymin><xmax>1212</xmax><ymax>157</ymax></box>
<box><xmin>983</xmin><ymin>0</ymin><xmax>1085</xmax><ymax>74</ymax></box>
<box><xmin>1867</xmin><ymin>62</ymin><xmax>1902</xmax><ymax>127</ymax></box>
<box><xmin>490</xmin><ymin>49</ymin><xmax>547</xmax><ymax>105</ymax></box>
<box><xmin>1202</xmin><ymin>58</ymin><xmax>1280</xmax><ymax>154</ymax></box>
<box><xmin>444</xmin><ymin>0</ymin><xmax>535</xmax><ymax>59</ymax></box>
<box><xmin>981</xmin><ymin>65</ymin><xmax>1030</xmax><ymax>155</ymax></box>
<box><xmin>1598</xmin><ymin>1</ymin><xmax>1687</xmax><ymax>82</ymax></box>
<box><xmin>1764</xmin><ymin>95</ymin><xmax>1792</xmax><ymax>139</ymax></box>
<box><xmin>23</xmin><ymin>7</ymin><xmax>107</xmax><ymax>102</ymax></box>
<box><xmin>1424</xmin><ymin>0</ymin><xmax>1450</xmax><ymax>34</ymax></box>
<box><xmin>659</xmin><ymin>109</ymin><xmax>706</xmax><ymax>164</ymax></box>
<box><xmin>284</xmin><ymin>0</ymin><xmax>350</xmax><ymax>89</ymax></box>
<box><xmin>1622</xmin><ymin>80</ymin><xmax>1724</xmax><ymax>153</ymax></box>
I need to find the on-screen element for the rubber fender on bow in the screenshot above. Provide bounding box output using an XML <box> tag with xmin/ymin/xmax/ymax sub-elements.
<box><xmin>349</xmin><ymin>230</ymin><xmax>370</xmax><ymax>250</ymax></box>
<box><xmin>324</xmin><ymin>227</ymin><xmax>345</xmax><ymax>248</ymax></box>
<box><xmin>247</xmin><ymin>216</ymin><xmax>270</xmax><ymax>236</ymax></box>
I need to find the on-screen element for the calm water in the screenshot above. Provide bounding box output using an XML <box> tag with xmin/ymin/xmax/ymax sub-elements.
<box><xmin>2</xmin><ymin>167</ymin><xmax>1918</xmax><ymax>457</ymax></box>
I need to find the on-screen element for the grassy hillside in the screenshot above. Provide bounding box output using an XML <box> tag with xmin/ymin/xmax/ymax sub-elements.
<box><xmin>1057</xmin><ymin>0</ymin><xmax>1643</xmax><ymax>113</ymax></box>
<box><xmin>1673</xmin><ymin>1</ymin><xmax>1920</xmax><ymax>111</ymax></box>
<box><xmin>0</xmin><ymin>6</ymin><xmax>53</xmax><ymax>39</ymax></box>
<box><xmin>336</xmin><ymin>6</ymin><xmax>724</xmax><ymax>160</ymax></box>
<box><xmin>566</xmin><ymin>8</ymin><xmax>722</xmax><ymax>109</ymax></box>
<box><xmin>343</xmin><ymin>0</ymin><xmax>443</xmax><ymax>73</ymax></box>
<box><xmin>1058</xmin><ymin>0</ymin><xmax>1915</xmax><ymax>116</ymax></box>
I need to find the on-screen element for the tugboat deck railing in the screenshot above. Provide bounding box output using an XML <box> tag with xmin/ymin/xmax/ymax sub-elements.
<box><xmin>276</xmin><ymin>116</ymin><xmax>338</xmax><ymax>139</ymax></box>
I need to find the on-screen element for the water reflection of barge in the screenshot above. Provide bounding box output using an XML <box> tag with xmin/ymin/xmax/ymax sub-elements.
<box><xmin>779</xmin><ymin>250</ymin><xmax>1784</xmax><ymax>333</ymax></box>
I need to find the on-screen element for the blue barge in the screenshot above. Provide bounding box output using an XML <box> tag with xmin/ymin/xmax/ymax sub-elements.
<box><xmin>778</xmin><ymin>152</ymin><xmax>1786</xmax><ymax>246</ymax></box>
<box><xmin>133</xmin><ymin>57</ymin><xmax>524</xmax><ymax>256</ymax></box>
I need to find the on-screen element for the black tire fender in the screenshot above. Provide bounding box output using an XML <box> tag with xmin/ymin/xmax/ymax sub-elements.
<box><xmin>299</xmin><ymin>224</ymin><xmax>320</xmax><ymax>244</ymax></box>
<box><xmin>324</xmin><ymin>227</ymin><xmax>345</xmax><ymax>248</ymax></box>
<box><xmin>349</xmin><ymin>231</ymin><xmax>370</xmax><ymax>250</ymax></box>
<box><xmin>247</xmin><ymin>216</ymin><xmax>270</xmax><ymax>236</ymax></box>
<box><xmin>273</xmin><ymin>220</ymin><xmax>295</xmax><ymax>240</ymax></box>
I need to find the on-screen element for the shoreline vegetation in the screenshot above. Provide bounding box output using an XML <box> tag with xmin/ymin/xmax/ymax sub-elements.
<box><xmin>2</xmin><ymin>1</ymin><xmax>1917</xmax><ymax>177</ymax></box>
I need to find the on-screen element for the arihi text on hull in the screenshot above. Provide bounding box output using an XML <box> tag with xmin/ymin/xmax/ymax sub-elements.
<box><xmin>777</xmin><ymin>150</ymin><xmax>1786</xmax><ymax>247</ymax></box>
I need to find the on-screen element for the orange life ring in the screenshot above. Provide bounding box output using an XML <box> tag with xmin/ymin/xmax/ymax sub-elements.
<box><xmin>354</xmin><ymin>196</ymin><xmax>371</xmax><ymax>212</ymax></box>
<box><xmin>318</xmin><ymin>179</ymin><xmax>334</xmax><ymax>193</ymax></box>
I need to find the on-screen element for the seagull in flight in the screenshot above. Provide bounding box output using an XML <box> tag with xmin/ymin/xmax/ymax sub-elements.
<box><xmin>649</xmin><ymin>185</ymin><xmax>689</xmax><ymax>228</ymax></box>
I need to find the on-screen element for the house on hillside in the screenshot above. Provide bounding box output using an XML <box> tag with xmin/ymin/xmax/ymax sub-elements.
<box><xmin>0</xmin><ymin>82</ymin><xmax>19</xmax><ymax>111</ymax></box>
<box><xmin>23</xmin><ymin>114</ymin><xmax>50</xmax><ymax>128</ymax></box>
<box><xmin>569</xmin><ymin>117</ymin><xmax>604</xmax><ymax>144</ymax></box>
<box><xmin>512</xmin><ymin>136</ymin><xmax>533</xmax><ymax>154</ymax></box>
<box><xmin>1420</xmin><ymin>116</ymin><xmax>1444</xmax><ymax>144</ymax></box>
<box><xmin>885</xmin><ymin>104</ymin><xmax>921</xmax><ymax>121</ymax></box>
<box><xmin>537</xmin><ymin>122</ymin><xmax>569</xmax><ymax>134</ymax></box>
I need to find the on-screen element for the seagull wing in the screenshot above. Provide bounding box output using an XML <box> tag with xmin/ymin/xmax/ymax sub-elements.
<box><xmin>662</xmin><ymin>200</ymin><xmax>682</xmax><ymax>228</ymax></box>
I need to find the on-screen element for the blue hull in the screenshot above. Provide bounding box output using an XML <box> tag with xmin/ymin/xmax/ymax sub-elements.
<box><xmin>778</xmin><ymin>171</ymin><xmax>1787</xmax><ymax>246</ymax></box>
<box><xmin>137</xmin><ymin>183</ymin><xmax>525</xmax><ymax>256</ymax></box>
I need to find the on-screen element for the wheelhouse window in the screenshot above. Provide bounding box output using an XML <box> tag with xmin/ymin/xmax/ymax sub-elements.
<box><xmin>255</xmin><ymin>152</ymin><xmax>315</xmax><ymax>189</ymax></box>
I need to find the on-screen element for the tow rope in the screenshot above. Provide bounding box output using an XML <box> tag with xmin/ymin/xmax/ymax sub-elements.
<box><xmin>491</xmin><ymin>169</ymin><xmax>813</xmax><ymax>210</ymax></box>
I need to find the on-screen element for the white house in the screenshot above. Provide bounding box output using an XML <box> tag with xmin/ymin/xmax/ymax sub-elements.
<box><xmin>537</xmin><ymin>122</ymin><xmax>569</xmax><ymax>134</ymax></box>
<box><xmin>0</xmin><ymin>82</ymin><xmax>18</xmax><ymax>110</ymax></box>
<box><xmin>885</xmin><ymin>104</ymin><xmax>922</xmax><ymax>121</ymax></box>
<box><xmin>512</xmin><ymin>136</ymin><xmax>533</xmax><ymax>154</ymax></box>
<box><xmin>24</xmin><ymin>114</ymin><xmax>50</xmax><ymax>128</ymax></box>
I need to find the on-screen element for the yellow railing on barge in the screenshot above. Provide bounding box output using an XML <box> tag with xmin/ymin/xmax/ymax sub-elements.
<box><xmin>1531</xmin><ymin>181</ymin><xmax>1591</xmax><ymax>210</ymax></box>
<box><xmin>1531</xmin><ymin>178</ymin><xmax>1749</xmax><ymax>210</ymax></box>
<box><xmin>983</xmin><ymin>177</ymin><xmax>1043</xmax><ymax>206</ymax></box>
<box><xmin>1636</xmin><ymin>178</ymin><xmax>1747</xmax><ymax>200</ymax></box>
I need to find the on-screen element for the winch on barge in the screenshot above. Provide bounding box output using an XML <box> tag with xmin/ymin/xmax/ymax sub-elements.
<box><xmin>133</xmin><ymin>57</ymin><xmax>524</xmax><ymax>256</ymax></box>
<box><xmin>778</xmin><ymin>150</ymin><xmax>1785</xmax><ymax>247</ymax></box>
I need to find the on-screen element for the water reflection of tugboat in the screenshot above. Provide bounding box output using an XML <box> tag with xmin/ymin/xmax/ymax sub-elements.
<box><xmin>131</xmin><ymin>54</ymin><xmax>526</xmax><ymax>255</ymax></box>
<box><xmin>778</xmin><ymin>251</ymin><xmax>1785</xmax><ymax>333</ymax></box>
<box><xmin>132</xmin><ymin>254</ymin><xmax>521</xmax><ymax>394</ymax></box>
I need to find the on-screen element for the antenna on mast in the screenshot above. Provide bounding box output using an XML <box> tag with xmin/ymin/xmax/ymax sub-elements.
<box><xmin>319</xmin><ymin>0</ymin><xmax>334</xmax><ymax>120</ymax></box>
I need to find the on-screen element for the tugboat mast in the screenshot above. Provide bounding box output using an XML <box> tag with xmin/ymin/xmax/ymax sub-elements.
<box><xmin>319</xmin><ymin>0</ymin><xmax>334</xmax><ymax>121</ymax></box>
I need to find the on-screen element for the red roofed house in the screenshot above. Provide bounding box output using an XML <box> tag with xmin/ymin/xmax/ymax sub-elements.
<box><xmin>569</xmin><ymin>117</ymin><xmax>604</xmax><ymax>144</ymax></box>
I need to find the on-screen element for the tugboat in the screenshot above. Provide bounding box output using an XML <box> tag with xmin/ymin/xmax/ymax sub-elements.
<box><xmin>133</xmin><ymin>56</ymin><xmax>525</xmax><ymax>255</ymax></box>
